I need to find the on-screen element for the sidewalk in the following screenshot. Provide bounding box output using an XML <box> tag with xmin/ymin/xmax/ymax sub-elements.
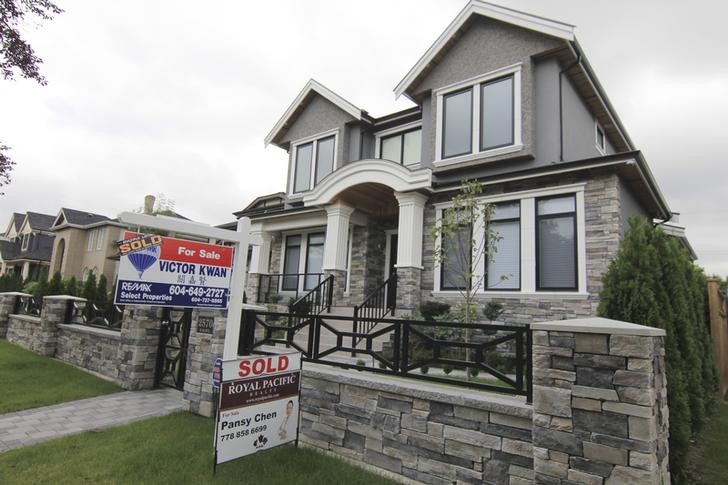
<box><xmin>0</xmin><ymin>388</ymin><xmax>186</xmax><ymax>453</ymax></box>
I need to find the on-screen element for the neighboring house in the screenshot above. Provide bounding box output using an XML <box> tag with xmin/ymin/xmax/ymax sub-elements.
<box><xmin>0</xmin><ymin>212</ymin><xmax>56</xmax><ymax>280</ymax></box>
<box><xmin>237</xmin><ymin>0</ymin><xmax>687</xmax><ymax>324</ymax></box>
<box><xmin>48</xmin><ymin>208</ymin><xmax>127</xmax><ymax>284</ymax></box>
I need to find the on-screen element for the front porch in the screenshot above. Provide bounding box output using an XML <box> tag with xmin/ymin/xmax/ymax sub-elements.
<box><xmin>244</xmin><ymin>160</ymin><xmax>432</xmax><ymax>313</ymax></box>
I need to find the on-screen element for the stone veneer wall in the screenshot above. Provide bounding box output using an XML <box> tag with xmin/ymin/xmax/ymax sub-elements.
<box><xmin>184</xmin><ymin>309</ymin><xmax>227</xmax><ymax>417</ymax></box>
<box><xmin>0</xmin><ymin>292</ymin><xmax>22</xmax><ymax>338</ymax></box>
<box><xmin>420</xmin><ymin>171</ymin><xmax>623</xmax><ymax>324</ymax></box>
<box><xmin>56</xmin><ymin>324</ymin><xmax>122</xmax><ymax>380</ymax></box>
<box><xmin>531</xmin><ymin>318</ymin><xmax>669</xmax><ymax>484</ymax></box>
<box><xmin>300</xmin><ymin>365</ymin><xmax>534</xmax><ymax>485</ymax></box>
<box><xmin>6</xmin><ymin>314</ymin><xmax>49</xmax><ymax>354</ymax></box>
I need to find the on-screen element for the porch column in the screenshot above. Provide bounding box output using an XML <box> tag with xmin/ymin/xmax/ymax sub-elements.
<box><xmin>394</xmin><ymin>191</ymin><xmax>428</xmax><ymax>310</ymax></box>
<box><xmin>245</xmin><ymin>230</ymin><xmax>272</xmax><ymax>303</ymax></box>
<box><xmin>323</xmin><ymin>201</ymin><xmax>354</xmax><ymax>303</ymax></box>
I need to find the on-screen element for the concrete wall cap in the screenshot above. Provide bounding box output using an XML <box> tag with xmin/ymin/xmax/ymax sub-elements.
<box><xmin>58</xmin><ymin>323</ymin><xmax>121</xmax><ymax>339</ymax></box>
<box><xmin>0</xmin><ymin>291</ymin><xmax>32</xmax><ymax>297</ymax></box>
<box><xmin>43</xmin><ymin>295</ymin><xmax>87</xmax><ymax>302</ymax></box>
<box><xmin>241</xmin><ymin>303</ymin><xmax>267</xmax><ymax>311</ymax></box>
<box><xmin>531</xmin><ymin>317</ymin><xmax>666</xmax><ymax>337</ymax></box>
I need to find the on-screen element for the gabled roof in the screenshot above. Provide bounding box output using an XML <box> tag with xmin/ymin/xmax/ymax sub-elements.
<box><xmin>24</xmin><ymin>212</ymin><xmax>55</xmax><ymax>232</ymax></box>
<box><xmin>53</xmin><ymin>208</ymin><xmax>111</xmax><ymax>229</ymax></box>
<box><xmin>394</xmin><ymin>0</ymin><xmax>575</xmax><ymax>99</ymax></box>
<box><xmin>10</xmin><ymin>213</ymin><xmax>24</xmax><ymax>232</ymax></box>
<box><xmin>234</xmin><ymin>192</ymin><xmax>287</xmax><ymax>218</ymax></box>
<box><xmin>264</xmin><ymin>79</ymin><xmax>367</xmax><ymax>147</ymax></box>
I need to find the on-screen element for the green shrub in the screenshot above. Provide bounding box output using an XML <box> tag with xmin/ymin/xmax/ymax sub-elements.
<box><xmin>483</xmin><ymin>301</ymin><xmax>504</xmax><ymax>322</ymax></box>
<box><xmin>598</xmin><ymin>217</ymin><xmax>717</xmax><ymax>483</ymax></box>
<box><xmin>420</xmin><ymin>365</ymin><xmax>429</xmax><ymax>374</ymax></box>
<box><xmin>47</xmin><ymin>272</ymin><xmax>63</xmax><ymax>295</ymax></box>
<box><xmin>356</xmin><ymin>359</ymin><xmax>366</xmax><ymax>370</ymax></box>
<box><xmin>420</xmin><ymin>301</ymin><xmax>451</xmax><ymax>321</ymax></box>
<box><xmin>0</xmin><ymin>273</ymin><xmax>24</xmax><ymax>292</ymax></box>
<box><xmin>469</xmin><ymin>368</ymin><xmax>480</xmax><ymax>378</ymax></box>
<box><xmin>442</xmin><ymin>364</ymin><xmax>453</xmax><ymax>375</ymax></box>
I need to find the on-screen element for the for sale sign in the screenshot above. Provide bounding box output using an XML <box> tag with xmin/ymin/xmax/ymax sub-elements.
<box><xmin>215</xmin><ymin>352</ymin><xmax>301</xmax><ymax>464</ymax></box>
<box><xmin>114</xmin><ymin>232</ymin><xmax>233</xmax><ymax>309</ymax></box>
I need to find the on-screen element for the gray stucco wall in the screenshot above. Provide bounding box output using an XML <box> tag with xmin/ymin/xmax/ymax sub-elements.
<box><xmin>279</xmin><ymin>95</ymin><xmax>356</xmax><ymax>187</ymax></box>
<box><xmin>619</xmin><ymin>178</ymin><xmax>649</xmax><ymax>233</ymax></box>
<box><xmin>534</xmin><ymin>58</ymin><xmax>561</xmax><ymax>163</ymax></box>
<box><xmin>562</xmin><ymin>76</ymin><xmax>604</xmax><ymax>161</ymax></box>
<box><xmin>412</xmin><ymin>17</ymin><xmax>563</xmax><ymax>168</ymax></box>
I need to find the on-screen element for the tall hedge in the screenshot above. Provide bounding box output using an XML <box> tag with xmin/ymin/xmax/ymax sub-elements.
<box><xmin>598</xmin><ymin>217</ymin><xmax>717</xmax><ymax>483</ymax></box>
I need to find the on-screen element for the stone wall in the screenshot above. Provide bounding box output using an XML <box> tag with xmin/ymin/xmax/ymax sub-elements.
<box><xmin>184</xmin><ymin>309</ymin><xmax>226</xmax><ymax>417</ymax></box>
<box><xmin>420</xmin><ymin>170</ymin><xmax>624</xmax><ymax>324</ymax></box>
<box><xmin>300</xmin><ymin>365</ymin><xmax>533</xmax><ymax>485</ymax></box>
<box><xmin>530</xmin><ymin>318</ymin><xmax>669</xmax><ymax>484</ymax></box>
<box><xmin>0</xmin><ymin>292</ymin><xmax>22</xmax><ymax>338</ymax></box>
<box><xmin>6</xmin><ymin>314</ymin><xmax>48</xmax><ymax>354</ymax></box>
<box><xmin>56</xmin><ymin>324</ymin><xmax>121</xmax><ymax>380</ymax></box>
<box><xmin>117</xmin><ymin>306</ymin><xmax>163</xmax><ymax>391</ymax></box>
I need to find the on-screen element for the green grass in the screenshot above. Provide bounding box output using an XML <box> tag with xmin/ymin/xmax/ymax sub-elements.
<box><xmin>687</xmin><ymin>400</ymin><xmax>728</xmax><ymax>484</ymax></box>
<box><xmin>0</xmin><ymin>340</ymin><xmax>121</xmax><ymax>413</ymax></box>
<box><xmin>0</xmin><ymin>412</ymin><xmax>396</xmax><ymax>485</ymax></box>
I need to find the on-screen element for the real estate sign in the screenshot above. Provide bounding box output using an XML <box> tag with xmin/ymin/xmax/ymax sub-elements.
<box><xmin>114</xmin><ymin>232</ymin><xmax>234</xmax><ymax>309</ymax></box>
<box><xmin>214</xmin><ymin>352</ymin><xmax>302</xmax><ymax>465</ymax></box>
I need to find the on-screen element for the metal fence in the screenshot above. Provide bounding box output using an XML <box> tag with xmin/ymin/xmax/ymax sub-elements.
<box><xmin>67</xmin><ymin>300</ymin><xmax>124</xmax><ymax>331</ymax></box>
<box><xmin>240</xmin><ymin>310</ymin><xmax>532</xmax><ymax>401</ymax></box>
<box><xmin>13</xmin><ymin>295</ymin><xmax>41</xmax><ymax>317</ymax></box>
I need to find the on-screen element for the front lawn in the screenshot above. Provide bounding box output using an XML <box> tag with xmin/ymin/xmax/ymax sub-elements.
<box><xmin>0</xmin><ymin>340</ymin><xmax>121</xmax><ymax>414</ymax></box>
<box><xmin>687</xmin><ymin>399</ymin><xmax>728</xmax><ymax>484</ymax></box>
<box><xmin>0</xmin><ymin>411</ymin><xmax>396</xmax><ymax>485</ymax></box>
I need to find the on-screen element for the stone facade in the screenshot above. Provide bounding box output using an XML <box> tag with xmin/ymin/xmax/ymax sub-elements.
<box><xmin>530</xmin><ymin>319</ymin><xmax>670</xmax><ymax>485</ymax></box>
<box><xmin>300</xmin><ymin>366</ymin><xmax>533</xmax><ymax>485</ymax></box>
<box><xmin>183</xmin><ymin>309</ymin><xmax>226</xmax><ymax>417</ymax></box>
<box><xmin>56</xmin><ymin>324</ymin><xmax>121</xmax><ymax>380</ymax></box>
<box><xmin>396</xmin><ymin>267</ymin><xmax>423</xmax><ymax>311</ymax></box>
<box><xmin>117</xmin><ymin>305</ymin><xmax>163</xmax><ymax>391</ymax></box>
<box><xmin>5</xmin><ymin>296</ymin><xmax>76</xmax><ymax>356</ymax></box>
<box><xmin>0</xmin><ymin>292</ymin><xmax>22</xmax><ymax>338</ymax></box>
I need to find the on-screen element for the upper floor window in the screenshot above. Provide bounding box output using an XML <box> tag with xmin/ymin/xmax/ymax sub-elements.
<box><xmin>87</xmin><ymin>227</ymin><xmax>106</xmax><ymax>251</ymax></box>
<box><xmin>21</xmin><ymin>233</ymin><xmax>29</xmax><ymax>251</ymax></box>
<box><xmin>595</xmin><ymin>123</ymin><xmax>606</xmax><ymax>154</ymax></box>
<box><xmin>291</xmin><ymin>131</ymin><xmax>337</xmax><ymax>194</ymax></box>
<box><xmin>436</xmin><ymin>64</ymin><xmax>522</xmax><ymax>164</ymax></box>
<box><xmin>378</xmin><ymin>127</ymin><xmax>422</xmax><ymax>166</ymax></box>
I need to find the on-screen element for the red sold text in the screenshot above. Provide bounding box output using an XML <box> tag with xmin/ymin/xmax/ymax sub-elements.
<box><xmin>238</xmin><ymin>356</ymin><xmax>289</xmax><ymax>378</ymax></box>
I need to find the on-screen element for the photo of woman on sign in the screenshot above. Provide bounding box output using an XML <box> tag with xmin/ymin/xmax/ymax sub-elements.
<box><xmin>277</xmin><ymin>400</ymin><xmax>295</xmax><ymax>440</ymax></box>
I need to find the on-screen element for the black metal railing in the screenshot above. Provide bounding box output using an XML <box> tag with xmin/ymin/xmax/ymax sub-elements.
<box><xmin>13</xmin><ymin>295</ymin><xmax>41</xmax><ymax>316</ymax></box>
<box><xmin>67</xmin><ymin>300</ymin><xmax>124</xmax><ymax>331</ymax></box>
<box><xmin>240</xmin><ymin>310</ymin><xmax>532</xmax><ymax>402</ymax></box>
<box><xmin>256</xmin><ymin>273</ymin><xmax>325</xmax><ymax>303</ymax></box>
<box><xmin>352</xmin><ymin>273</ymin><xmax>397</xmax><ymax>354</ymax></box>
<box><xmin>288</xmin><ymin>274</ymin><xmax>334</xmax><ymax>320</ymax></box>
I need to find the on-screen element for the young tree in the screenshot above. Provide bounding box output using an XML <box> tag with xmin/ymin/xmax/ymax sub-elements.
<box><xmin>431</xmin><ymin>179</ymin><xmax>502</xmax><ymax>324</ymax></box>
<box><xmin>82</xmin><ymin>272</ymin><xmax>97</xmax><ymax>301</ymax></box>
<box><xmin>96</xmin><ymin>274</ymin><xmax>108</xmax><ymax>302</ymax></box>
<box><xmin>47</xmin><ymin>270</ymin><xmax>62</xmax><ymax>294</ymax></box>
<box><xmin>64</xmin><ymin>276</ymin><xmax>78</xmax><ymax>297</ymax></box>
<box><xmin>0</xmin><ymin>0</ymin><xmax>63</xmax><ymax>192</ymax></box>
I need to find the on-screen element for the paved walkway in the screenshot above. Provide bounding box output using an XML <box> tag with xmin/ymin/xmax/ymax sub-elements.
<box><xmin>0</xmin><ymin>388</ymin><xmax>186</xmax><ymax>453</ymax></box>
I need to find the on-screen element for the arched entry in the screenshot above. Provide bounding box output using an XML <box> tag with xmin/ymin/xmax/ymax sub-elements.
<box><xmin>54</xmin><ymin>238</ymin><xmax>65</xmax><ymax>275</ymax></box>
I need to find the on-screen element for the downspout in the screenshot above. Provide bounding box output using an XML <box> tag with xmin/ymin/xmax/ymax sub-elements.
<box><xmin>559</xmin><ymin>54</ymin><xmax>582</xmax><ymax>161</ymax></box>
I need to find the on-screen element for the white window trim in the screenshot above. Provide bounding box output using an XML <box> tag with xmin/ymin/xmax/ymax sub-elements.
<box><xmin>287</xmin><ymin>128</ymin><xmax>340</xmax><ymax>198</ymax></box>
<box><xmin>278</xmin><ymin>227</ymin><xmax>327</xmax><ymax>294</ymax></box>
<box><xmin>87</xmin><ymin>230</ymin><xmax>96</xmax><ymax>251</ymax></box>
<box><xmin>434</xmin><ymin>63</ymin><xmax>523</xmax><ymax>167</ymax></box>
<box><xmin>95</xmin><ymin>227</ymin><xmax>105</xmax><ymax>251</ymax></box>
<box><xmin>21</xmin><ymin>233</ymin><xmax>29</xmax><ymax>251</ymax></box>
<box><xmin>432</xmin><ymin>183</ymin><xmax>587</xmax><ymax>296</ymax></box>
<box><xmin>374</xmin><ymin>121</ymin><xmax>423</xmax><ymax>165</ymax></box>
<box><xmin>595</xmin><ymin>121</ymin><xmax>606</xmax><ymax>155</ymax></box>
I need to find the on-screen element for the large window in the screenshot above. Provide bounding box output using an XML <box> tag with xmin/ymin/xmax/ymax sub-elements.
<box><xmin>86</xmin><ymin>228</ymin><xmax>106</xmax><ymax>252</ymax></box>
<box><xmin>486</xmin><ymin>202</ymin><xmax>520</xmax><ymax>290</ymax></box>
<box><xmin>436</xmin><ymin>65</ymin><xmax>521</xmax><ymax>163</ymax></box>
<box><xmin>537</xmin><ymin>195</ymin><xmax>577</xmax><ymax>290</ymax></box>
<box><xmin>435</xmin><ymin>185</ymin><xmax>584</xmax><ymax>295</ymax></box>
<box><xmin>281</xmin><ymin>231</ymin><xmax>326</xmax><ymax>292</ymax></box>
<box><xmin>442</xmin><ymin>89</ymin><xmax>473</xmax><ymax>159</ymax></box>
<box><xmin>380</xmin><ymin>128</ymin><xmax>421</xmax><ymax>165</ymax></box>
<box><xmin>440</xmin><ymin>221</ymin><xmax>472</xmax><ymax>291</ymax></box>
<box><xmin>292</xmin><ymin>134</ymin><xmax>336</xmax><ymax>193</ymax></box>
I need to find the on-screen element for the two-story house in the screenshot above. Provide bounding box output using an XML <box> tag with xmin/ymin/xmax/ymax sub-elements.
<box><xmin>0</xmin><ymin>212</ymin><xmax>56</xmax><ymax>280</ymax></box>
<box><xmin>239</xmin><ymin>0</ymin><xmax>678</xmax><ymax>324</ymax></box>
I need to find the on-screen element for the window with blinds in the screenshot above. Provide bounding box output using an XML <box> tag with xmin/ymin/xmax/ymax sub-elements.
<box><xmin>536</xmin><ymin>195</ymin><xmax>577</xmax><ymax>290</ymax></box>
<box><xmin>487</xmin><ymin>202</ymin><xmax>520</xmax><ymax>290</ymax></box>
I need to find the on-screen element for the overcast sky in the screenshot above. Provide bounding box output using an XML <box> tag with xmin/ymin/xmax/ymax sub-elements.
<box><xmin>1</xmin><ymin>0</ymin><xmax>726</xmax><ymax>275</ymax></box>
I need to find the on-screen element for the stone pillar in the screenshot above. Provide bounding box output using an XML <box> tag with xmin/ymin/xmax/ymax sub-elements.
<box><xmin>394</xmin><ymin>191</ymin><xmax>427</xmax><ymax>311</ymax></box>
<box><xmin>117</xmin><ymin>305</ymin><xmax>163</xmax><ymax>390</ymax></box>
<box><xmin>37</xmin><ymin>296</ymin><xmax>84</xmax><ymax>356</ymax></box>
<box><xmin>323</xmin><ymin>201</ymin><xmax>354</xmax><ymax>302</ymax></box>
<box><xmin>184</xmin><ymin>309</ymin><xmax>227</xmax><ymax>417</ymax></box>
<box><xmin>246</xmin><ymin>230</ymin><xmax>272</xmax><ymax>304</ymax></box>
<box><xmin>0</xmin><ymin>292</ymin><xmax>23</xmax><ymax>338</ymax></box>
<box><xmin>530</xmin><ymin>318</ymin><xmax>669</xmax><ymax>485</ymax></box>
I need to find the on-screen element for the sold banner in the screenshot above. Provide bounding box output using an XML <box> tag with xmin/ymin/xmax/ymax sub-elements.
<box><xmin>215</xmin><ymin>352</ymin><xmax>302</xmax><ymax>464</ymax></box>
<box><xmin>114</xmin><ymin>232</ymin><xmax>234</xmax><ymax>309</ymax></box>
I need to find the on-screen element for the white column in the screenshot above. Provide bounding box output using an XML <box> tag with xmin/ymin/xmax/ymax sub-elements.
<box><xmin>322</xmin><ymin>201</ymin><xmax>354</xmax><ymax>271</ymax></box>
<box><xmin>394</xmin><ymin>191</ymin><xmax>429</xmax><ymax>268</ymax></box>
<box><xmin>248</xmin><ymin>230</ymin><xmax>272</xmax><ymax>274</ymax></box>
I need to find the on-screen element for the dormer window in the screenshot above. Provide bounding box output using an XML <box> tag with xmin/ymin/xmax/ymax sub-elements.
<box><xmin>291</xmin><ymin>130</ymin><xmax>338</xmax><ymax>194</ymax></box>
<box><xmin>435</xmin><ymin>64</ymin><xmax>522</xmax><ymax>165</ymax></box>
<box><xmin>375</xmin><ymin>122</ymin><xmax>422</xmax><ymax>166</ymax></box>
